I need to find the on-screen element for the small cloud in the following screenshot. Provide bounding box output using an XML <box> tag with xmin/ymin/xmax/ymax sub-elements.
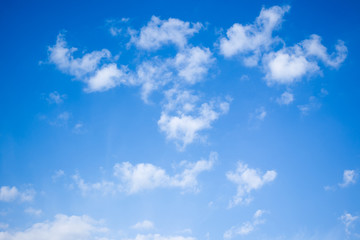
<box><xmin>50</xmin><ymin>112</ymin><xmax>71</xmax><ymax>127</ymax></box>
<box><xmin>46</xmin><ymin>91</ymin><xmax>66</xmax><ymax>104</ymax></box>
<box><xmin>52</xmin><ymin>169</ymin><xmax>65</xmax><ymax>181</ymax></box>
<box><xmin>131</xmin><ymin>220</ymin><xmax>154</xmax><ymax>230</ymax></box>
<box><xmin>320</xmin><ymin>88</ymin><xmax>329</xmax><ymax>97</ymax></box>
<box><xmin>73</xmin><ymin>122</ymin><xmax>85</xmax><ymax>134</ymax></box>
<box><xmin>339</xmin><ymin>170</ymin><xmax>357</xmax><ymax>188</ymax></box>
<box><xmin>0</xmin><ymin>186</ymin><xmax>35</xmax><ymax>203</ymax></box>
<box><xmin>24</xmin><ymin>207</ymin><xmax>42</xmax><ymax>216</ymax></box>
<box><xmin>277</xmin><ymin>91</ymin><xmax>294</xmax><ymax>105</ymax></box>
<box><xmin>340</xmin><ymin>212</ymin><xmax>359</xmax><ymax>235</ymax></box>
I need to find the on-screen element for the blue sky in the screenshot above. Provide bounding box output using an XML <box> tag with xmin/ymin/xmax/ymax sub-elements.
<box><xmin>0</xmin><ymin>0</ymin><xmax>360</xmax><ymax>239</ymax></box>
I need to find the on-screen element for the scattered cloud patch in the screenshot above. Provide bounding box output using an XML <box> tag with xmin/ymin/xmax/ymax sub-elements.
<box><xmin>340</xmin><ymin>212</ymin><xmax>359</xmax><ymax>235</ymax></box>
<box><xmin>46</xmin><ymin>91</ymin><xmax>66</xmax><ymax>104</ymax></box>
<box><xmin>277</xmin><ymin>91</ymin><xmax>294</xmax><ymax>105</ymax></box>
<box><xmin>297</xmin><ymin>96</ymin><xmax>321</xmax><ymax>115</ymax></box>
<box><xmin>0</xmin><ymin>223</ymin><xmax>8</xmax><ymax>230</ymax></box>
<box><xmin>124</xmin><ymin>234</ymin><xmax>195</xmax><ymax>240</ymax></box>
<box><xmin>224</xmin><ymin>209</ymin><xmax>267</xmax><ymax>239</ymax></box>
<box><xmin>339</xmin><ymin>170</ymin><xmax>357</xmax><ymax>188</ymax></box>
<box><xmin>158</xmin><ymin>89</ymin><xmax>230</xmax><ymax>149</ymax></box>
<box><xmin>226</xmin><ymin>162</ymin><xmax>277</xmax><ymax>207</ymax></box>
<box><xmin>219</xmin><ymin>5</ymin><xmax>290</xmax><ymax>66</ymax></box>
<box><xmin>129</xmin><ymin>16</ymin><xmax>202</xmax><ymax>50</ymax></box>
<box><xmin>0</xmin><ymin>214</ymin><xmax>109</xmax><ymax>240</ymax></box>
<box><xmin>0</xmin><ymin>186</ymin><xmax>35</xmax><ymax>203</ymax></box>
<box><xmin>72</xmin><ymin>152</ymin><xmax>216</xmax><ymax>195</ymax></box>
<box><xmin>131</xmin><ymin>220</ymin><xmax>154</xmax><ymax>230</ymax></box>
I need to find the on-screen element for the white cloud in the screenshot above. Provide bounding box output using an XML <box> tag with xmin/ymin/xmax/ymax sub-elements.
<box><xmin>72</xmin><ymin>152</ymin><xmax>216</xmax><ymax>195</ymax></box>
<box><xmin>0</xmin><ymin>214</ymin><xmax>109</xmax><ymax>240</ymax></box>
<box><xmin>0</xmin><ymin>186</ymin><xmax>35</xmax><ymax>203</ymax></box>
<box><xmin>52</xmin><ymin>170</ymin><xmax>65</xmax><ymax>181</ymax></box>
<box><xmin>174</xmin><ymin>47</ymin><xmax>215</xmax><ymax>84</ymax></box>
<box><xmin>224</xmin><ymin>209</ymin><xmax>267</xmax><ymax>239</ymax></box>
<box><xmin>340</xmin><ymin>212</ymin><xmax>358</xmax><ymax>235</ymax></box>
<box><xmin>24</xmin><ymin>207</ymin><xmax>42</xmax><ymax>216</ymax></box>
<box><xmin>124</xmin><ymin>234</ymin><xmax>195</xmax><ymax>240</ymax></box>
<box><xmin>339</xmin><ymin>170</ymin><xmax>357</xmax><ymax>187</ymax></box>
<box><xmin>113</xmin><ymin>152</ymin><xmax>216</xmax><ymax>194</ymax></box>
<box><xmin>49</xmin><ymin>34</ymin><xmax>111</xmax><ymax>79</ymax></box>
<box><xmin>277</xmin><ymin>91</ymin><xmax>294</xmax><ymax>105</ymax></box>
<box><xmin>262</xmin><ymin>35</ymin><xmax>347</xmax><ymax>85</ymax></box>
<box><xmin>49</xmin><ymin>34</ymin><xmax>131</xmax><ymax>93</ymax></box>
<box><xmin>219</xmin><ymin>5</ymin><xmax>290</xmax><ymax>65</ymax></box>
<box><xmin>130</xmin><ymin>16</ymin><xmax>202</xmax><ymax>50</ymax></box>
<box><xmin>47</xmin><ymin>91</ymin><xmax>66</xmax><ymax>104</ymax></box>
<box><xmin>85</xmin><ymin>64</ymin><xmax>129</xmax><ymax>92</ymax></box>
<box><xmin>131</xmin><ymin>220</ymin><xmax>154</xmax><ymax>230</ymax></box>
<box><xmin>158</xmin><ymin>88</ymin><xmax>230</xmax><ymax>149</ymax></box>
<box><xmin>226</xmin><ymin>163</ymin><xmax>277</xmax><ymax>207</ymax></box>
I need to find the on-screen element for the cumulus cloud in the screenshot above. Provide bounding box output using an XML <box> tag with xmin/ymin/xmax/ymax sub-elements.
<box><xmin>0</xmin><ymin>214</ymin><xmax>108</xmax><ymax>240</ymax></box>
<box><xmin>0</xmin><ymin>186</ymin><xmax>35</xmax><ymax>203</ymax></box>
<box><xmin>263</xmin><ymin>34</ymin><xmax>347</xmax><ymax>85</ymax></box>
<box><xmin>113</xmin><ymin>152</ymin><xmax>216</xmax><ymax>194</ymax></box>
<box><xmin>124</xmin><ymin>234</ymin><xmax>195</xmax><ymax>240</ymax></box>
<box><xmin>48</xmin><ymin>34</ymin><xmax>130</xmax><ymax>92</ymax></box>
<box><xmin>277</xmin><ymin>91</ymin><xmax>294</xmax><ymax>105</ymax></box>
<box><xmin>226</xmin><ymin>163</ymin><xmax>277</xmax><ymax>207</ymax></box>
<box><xmin>224</xmin><ymin>209</ymin><xmax>267</xmax><ymax>239</ymax></box>
<box><xmin>131</xmin><ymin>220</ymin><xmax>155</xmax><ymax>230</ymax></box>
<box><xmin>158</xmin><ymin>89</ymin><xmax>230</xmax><ymax>149</ymax></box>
<box><xmin>339</xmin><ymin>170</ymin><xmax>357</xmax><ymax>188</ymax></box>
<box><xmin>130</xmin><ymin>16</ymin><xmax>202</xmax><ymax>50</ymax></box>
<box><xmin>72</xmin><ymin>152</ymin><xmax>216</xmax><ymax>195</ymax></box>
<box><xmin>174</xmin><ymin>47</ymin><xmax>215</xmax><ymax>84</ymax></box>
<box><xmin>219</xmin><ymin>5</ymin><xmax>290</xmax><ymax>65</ymax></box>
<box><xmin>340</xmin><ymin>212</ymin><xmax>358</xmax><ymax>235</ymax></box>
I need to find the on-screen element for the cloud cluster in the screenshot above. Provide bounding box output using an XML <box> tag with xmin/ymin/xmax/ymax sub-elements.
<box><xmin>340</xmin><ymin>212</ymin><xmax>359</xmax><ymax>235</ymax></box>
<box><xmin>224</xmin><ymin>209</ymin><xmax>266</xmax><ymax>239</ymax></box>
<box><xmin>124</xmin><ymin>234</ymin><xmax>195</xmax><ymax>240</ymax></box>
<box><xmin>73</xmin><ymin>152</ymin><xmax>217</xmax><ymax>195</ymax></box>
<box><xmin>226</xmin><ymin>162</ymin><xmax>277</xmax><ymax>207</ymax></box>
<box><xmin>0</xmin><ymin>186</ymin><xmax>35</xmax><ymax>202</ymax></box>
<box><xmin>219</xmin><ymin>6</ymin><xmax>347</xmax><ymax>85</ymax></box>
<box><xmin>339</xmin><ymin>170</ymin><xmax>357</xmax><ymax>187</ymax></box>
<box><xmin>0</xmin><ymin>214</ymin><xmax>108</xmax><ymax>240</ymax></box>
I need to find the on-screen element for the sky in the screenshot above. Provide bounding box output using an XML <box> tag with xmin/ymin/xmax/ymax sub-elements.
<box><xmin>0</xmin><ymin>0</ymin><xmax>360</xmax><ymax>239</ymax></box>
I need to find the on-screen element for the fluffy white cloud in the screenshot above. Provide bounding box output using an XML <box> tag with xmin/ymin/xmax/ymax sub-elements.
<box><xmin>174</xmin><ymin>47</ymin><xmax>214</xmax><ymax>84</ymax></box>
<box><xmin>262</xmin><ymin>46</ymin><xmax>320</xmax><ymax>84</ymax></box>
<box><xmin>49</xmin><ymin>34</ymin><xmax>130</xmax><ymax>92</ymax></box>
<box><xmin>277</xmin><ymin>91</ymin><xmax>294</xmax><ymax>105</ymax></box>
<box><xmin>340</xmin><ymin>212</ymin><xmax>358</xmax><ymax>235</ymax></box>
<box><xmin>224</xmin><ymin>209</ymin><xmax>266</xmax><ymax>239</ymax></box>
<box><xmin>85</xmin><ymin>64</ymin><xmax>129</xmax><ymax>92</ymax></box>
<box><xmin>0</xmin><ymin>186</ymin><xmax>35</xmax><ymax>202</ymax></box>
<box><xmin>158</xmin><ymin>89</ymin><xmax>230</xmax><ymax>149</ymax></box>
<box><xmin>0</xmin><ymin>214</ymin><xmax>108</xmax><ymax>240</ymax></box>
<box><xmin>339</xmin><ymin>170</ymin><xmax>357</xmax><ymax>187</ymax></box>
<box><xmin>131</xmin><ymin>220</ymin><xmax>154</xmax><ymax>230</ymax></box>
<box><xmin>263</xmin><ymin>35</ymin><xmax>347</xmax><ymax>85</ymax></box>
<box><xmin>226</xmin><ymin>163</ymin><xmax>276</xmax><ymax>207</ymax></box>
<box><xmin>124</xmin><ymin>234</ymin><xmax>195</xmax><ymax>240</ymax></box>
<box><xmin>130</xmin><ymin>16</ymin><xmax>202</xmax><ymax>50</ymax></box>
<box><xmin>72</xmin><ymin>152</ymin><xmax>216</xmax><ymax>195</ymax></box>
<box><xmin>113</xmin><ymin>152</ymin><xmax>216</xmax><ymax>193</ymax></box>
<box><xmin>49</xmin><ymin>34</ymin><xmax>111</xmax><ymax>79</ymax></box>
<box><xmin>219</xmin><ymin>5</ymin><xmax>289</xmax><ymax>65</ymax></box>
